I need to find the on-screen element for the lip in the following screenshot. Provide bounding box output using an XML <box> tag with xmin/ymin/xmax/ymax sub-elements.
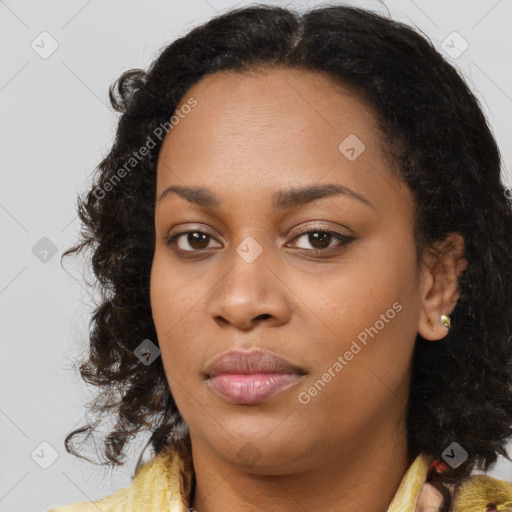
<box><xmin>205</xmin><ymin>349</ymin><xmax>306</xmax><ymax>405</ymax></box>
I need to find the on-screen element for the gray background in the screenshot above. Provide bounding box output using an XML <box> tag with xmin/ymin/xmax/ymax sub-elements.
<box><xmin>1</xmin><ymin>0</ymin><xmax>511</xmax><ymax>510</ymax></box>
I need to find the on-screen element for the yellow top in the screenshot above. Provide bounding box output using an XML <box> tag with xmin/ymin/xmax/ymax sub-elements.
<box><xmin>47</xmin><ymin>445</ymin><xmax>512</xmax><ymax>512</ymax></box>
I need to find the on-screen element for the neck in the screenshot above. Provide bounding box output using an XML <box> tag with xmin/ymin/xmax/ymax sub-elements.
<box><xmin>189</xmin><ymin>421</ymin><xmax>412</xmax><ymax>512</ymax></box>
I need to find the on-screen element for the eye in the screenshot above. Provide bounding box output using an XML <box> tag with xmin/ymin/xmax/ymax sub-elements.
<box><xmin>165</xmin><ymin>225</ymin><xmax>355</xmax><ymax>257</ymax></box>
<box><xmin>287</xmin><ymin>226</ymin><xmax>355</xmax><ymax>254</ymax></box>
<box><xmin>166</xmin><ymin>230</ymin><xmax>222</xmax><ymax>252</ymax></box>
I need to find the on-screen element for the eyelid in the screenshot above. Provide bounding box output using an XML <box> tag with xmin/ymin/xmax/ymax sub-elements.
<box><xmin>167</xmin><ymin>224</ymin><xmax>219</xmax><ymax>240</ymax></box>
<box><xmin>290</xmin><ymin>222</ymin><xmax>352</xmax><ymax>238</ymax></box>
<box><xmin>166</xmin><ymin>225</ymin><xmax>222</xmax><ymax>251</ymax></box>
<box><xmin>286</xmin><ymin>225</ymin><xmax>355</xmax><ymax>252</ymax></box>
<box><xmin>165</xmin><ymin>222</ymin><xmax>356</xmax><ymax>257</ymax></box>
<box><xmin>166</xmin><ymin>222</ymin><xmax>351</xmax><ymax>242</ymax></box>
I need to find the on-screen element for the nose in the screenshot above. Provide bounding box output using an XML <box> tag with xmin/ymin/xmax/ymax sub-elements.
<box><xmin>207</xmin><ymin>245</ymin><xmax>291</xmax><ymax>331</ymax></box>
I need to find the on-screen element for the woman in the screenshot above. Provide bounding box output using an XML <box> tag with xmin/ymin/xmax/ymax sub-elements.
<box><xmin>49</xmin><ymin>4</ymin><xmax>512</xmax><ymax>511</ymax></box>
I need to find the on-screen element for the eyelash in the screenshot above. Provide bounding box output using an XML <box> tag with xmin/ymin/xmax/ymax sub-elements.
<box><xmin>165</xmin><ymin>225</ymin><xmax>355</xmax><ymax>258</ymax></box>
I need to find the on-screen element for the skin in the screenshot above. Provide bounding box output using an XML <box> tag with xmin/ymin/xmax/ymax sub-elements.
<box><xmin>150</xmin><ymin>66</ymin><xmax>465</xmax><ymax>512</ymax></box>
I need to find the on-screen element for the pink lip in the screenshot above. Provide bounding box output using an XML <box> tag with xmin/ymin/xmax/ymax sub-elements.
<box><xmin>209</xmin><ymin>373</ymin><xmax>303</xmax><ymax>404</ymax></box>
<box><xmin>205</xmin><ymin>350</ymin><xmax>306</xmax><ymax>404</ymax></box>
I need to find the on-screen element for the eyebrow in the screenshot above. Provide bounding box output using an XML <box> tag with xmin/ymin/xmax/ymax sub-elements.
<box><xmin>158</xmin><ymin>184</ymin><xmax>375</xmax><ymax>211</ymax></box>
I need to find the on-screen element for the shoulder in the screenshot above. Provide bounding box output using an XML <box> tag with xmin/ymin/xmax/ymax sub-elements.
<box><xmin>46</xmin><ymin>487</ymin><xmax>128</xmax><ymax>512</ymax></box>
<box><xmin>452</xmin><ymin>473</ymin><xmax>512</xmax><ymax>511</ymax></box>
<box><xmin>46</xmin><ymin>442</ymin><xmax>193</xmax><ymax>512</ymax></box>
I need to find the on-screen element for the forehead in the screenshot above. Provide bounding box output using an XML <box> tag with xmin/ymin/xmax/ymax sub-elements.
<box><xmin>155</xmin><ymin>66</ymin><xmax>406</xmax><ymax>215</ymax></box>
<box><xmin>158</xmin><ymin>66</ymin><xmax>382</xmax><ymax>168</ymax></box>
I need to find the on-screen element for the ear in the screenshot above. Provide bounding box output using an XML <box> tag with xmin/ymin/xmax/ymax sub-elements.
<box><xmin>417</xmin><ymin>233</ymin><xmax>467</xmax><ymax>341</ymax></box>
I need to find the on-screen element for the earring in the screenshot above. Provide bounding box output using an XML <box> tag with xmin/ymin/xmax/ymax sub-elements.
<box><xmin>440</xmin><ymin>314</ymin><xmax>451</xmax><ymax>328</ymax></box>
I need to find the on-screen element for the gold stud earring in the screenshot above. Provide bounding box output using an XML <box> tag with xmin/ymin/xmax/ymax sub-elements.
<box><xmin>440</xmin><ymin>314</ymin><xmax>451</xmax><ymax>328</ymax></box>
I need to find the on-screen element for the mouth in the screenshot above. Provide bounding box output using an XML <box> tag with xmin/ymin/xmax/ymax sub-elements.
<box><xmin>208</xmin><ymin>372</ymin><xmax>305</xmax><ymax>404</ymax></box>
<box><xmin>205</xmin><ymin>349</ymin><xmax>306</xmax><ymax>405</ymax></box>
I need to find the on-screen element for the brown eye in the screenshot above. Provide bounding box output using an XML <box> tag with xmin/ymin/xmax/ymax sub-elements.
<box><xmin>304</xmin><ymin>232</ymin><xmax>332</xmax><ymax>250</ymax></box>
<box><xmin>289</xmin><ymin>228</ymin><xmax>354</xmax><ymax>253</ymax></box>
<box><xmin>183</xmin><ymin>232</ymin><xmax>210</xmax><ymax>250</ymax></box>
<box><xmin>166</xmin><ymin>231</ymin><xmax>222</xmax><ymax>252</ymax></box>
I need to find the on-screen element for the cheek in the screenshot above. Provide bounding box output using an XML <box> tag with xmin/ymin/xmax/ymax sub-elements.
<box><xmin>149</xmin><ymin>255</ymin><xmax>205</xmax><ymax>379</ymax></box>
<box><xmin>295</xmin><ymin>237</ymin><xmax>419</xmax><ymax>403</ymax></box>
<box><xmin>150</xmin><ymin>271</ymin><xmax>214</xmax><ymax>436</ymax></box>
<box><xmin>306</xmin><ymin>236</ymin><xmax>417</xmax><ymax>346</ymax></box>
<box><xmin>294</xmin><ymin>293</ymin><xmax>414</xmax><ymax>440</ymax></box>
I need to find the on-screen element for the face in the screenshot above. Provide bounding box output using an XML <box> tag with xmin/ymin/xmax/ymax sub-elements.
<box><xmin>150</xmin><ymin>67</ymin><xmax>428</xmax><ymax>474</ymax></box>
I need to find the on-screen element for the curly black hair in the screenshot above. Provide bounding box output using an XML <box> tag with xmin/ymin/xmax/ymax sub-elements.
<box><xmin>62</xmin><ymin>3</ymin><xmax>512</xmax><ymax>507</ymax></box>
